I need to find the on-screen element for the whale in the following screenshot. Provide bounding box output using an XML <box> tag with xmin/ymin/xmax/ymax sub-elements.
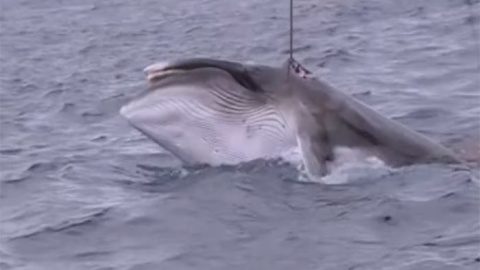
<box><xmin>120</xmin><ymin>58</ymin><xmax>462</xmax><ymax>177</ymax></box>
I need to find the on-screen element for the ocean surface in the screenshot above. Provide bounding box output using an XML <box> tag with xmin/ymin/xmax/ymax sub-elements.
<box><xmin>1</xmin><ymin>0</ymin><xmax>479</xmax><ymax>269</ymax></box>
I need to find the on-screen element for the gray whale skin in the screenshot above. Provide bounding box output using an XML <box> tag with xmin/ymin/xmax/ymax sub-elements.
<box><xmin>120</xmin><ymin>58</ymin><xmax>462</xmax><ymax>178</ymax></box>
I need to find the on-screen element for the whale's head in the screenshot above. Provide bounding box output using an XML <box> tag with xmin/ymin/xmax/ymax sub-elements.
<box><xmin>120</xmin><ymin>58</ymin><xmax>308</xmax><ymax>164</ymax></box>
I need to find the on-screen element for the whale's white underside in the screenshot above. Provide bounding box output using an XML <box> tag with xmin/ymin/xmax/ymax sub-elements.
<box><xmin>121</xmin><ymin>70</ymin><xmax>298</xmax><ymax>166</ymax></box>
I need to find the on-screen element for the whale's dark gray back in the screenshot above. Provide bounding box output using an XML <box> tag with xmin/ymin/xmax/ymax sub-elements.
<box><xmin>288</xmin><ymin>73</ymin><xmax>462</xmax><ymax>166</ymax></box>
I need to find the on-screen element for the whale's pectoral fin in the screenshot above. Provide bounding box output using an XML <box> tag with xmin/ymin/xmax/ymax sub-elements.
<box><xmin>297</xmin><ymin>133</ymin><xmax>330</xmax><ymax>177</ymax></box>
<box><xmin>296</xmin><ymin>118</ymin><xmax>333</xmax><ymax>178</ymax></box>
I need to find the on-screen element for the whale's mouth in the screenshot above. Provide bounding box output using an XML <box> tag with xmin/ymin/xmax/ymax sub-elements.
<box><xmin>144</xmin><ymin>62</ymin><xmax>187</xmax><ymax>83</ymax></box>
<box><xmin>143</xmin><ymin>58</ymin><xmax>315</xmax><ymax>92</ymax></box>
<box><xmin>144</xmin><ymin>58</ymin><xmax>264</xmax><ymax>92</ymax></box>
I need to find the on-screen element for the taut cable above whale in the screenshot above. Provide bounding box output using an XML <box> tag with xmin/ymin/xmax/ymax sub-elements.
<box><xmin>120</xmin><ymin>58</ymin><xmax>462</xmax><ymax>177</ymax></box>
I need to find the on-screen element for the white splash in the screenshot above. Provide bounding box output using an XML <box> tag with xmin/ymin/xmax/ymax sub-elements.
<box><xmin>284</xmin><ymin>146</ymin><xmax>393</xmax><ymax>184</ymax></box>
